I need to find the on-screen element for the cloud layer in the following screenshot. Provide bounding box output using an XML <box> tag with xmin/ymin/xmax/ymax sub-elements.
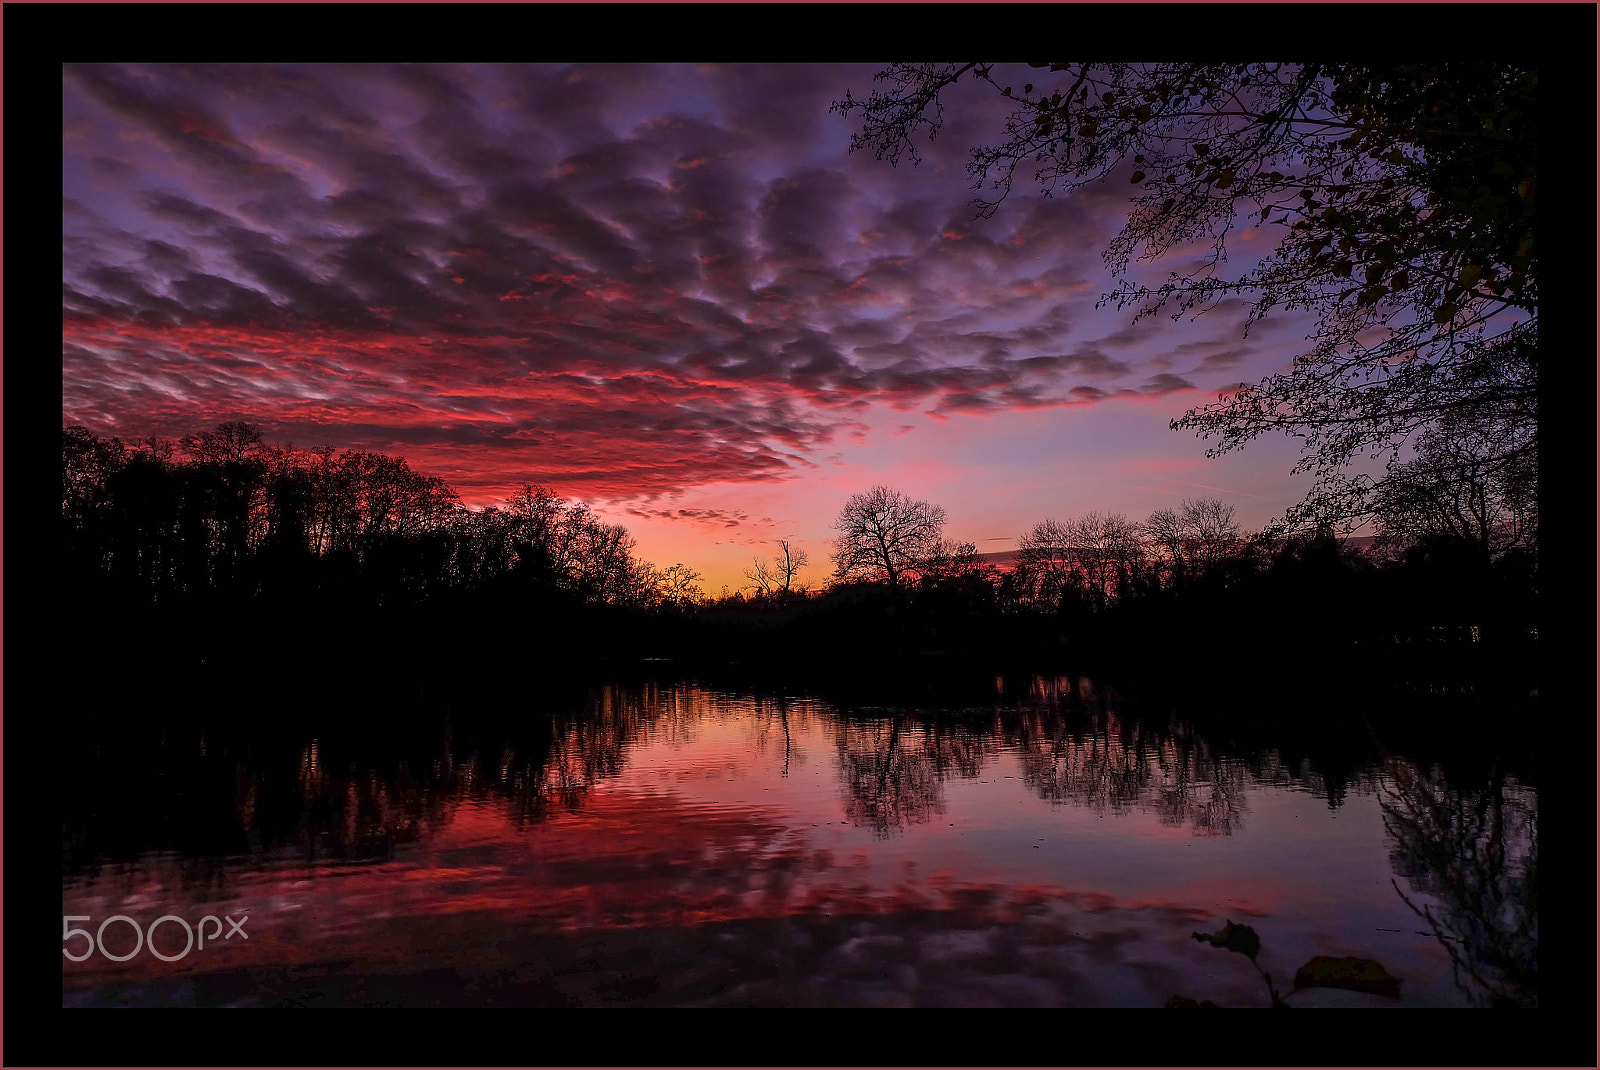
<box><xmin>64</xmin><ymin>63</ymin><xmax>1280</xmax><ymax>509</ymax></box>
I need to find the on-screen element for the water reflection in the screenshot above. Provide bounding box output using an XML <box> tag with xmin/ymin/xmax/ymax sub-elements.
<box><xmin>1381</xmin><ymin>758</ymin><xmax>1537</xmax><ymax>1006</ymax></box>
<box><xmin>62</xmin><ymin>676</ymin><xmax>1536</xmax><ymax>1009</ymax></box>
<box><xmin>834</xmin><ymin>714</ymin><xmax>996</xmax><ymax>834</ymax></box>
<box><xmin>1010</xmin><ymin>708</ymin><xmax>1250</xmax><ymax>836</ymax></box>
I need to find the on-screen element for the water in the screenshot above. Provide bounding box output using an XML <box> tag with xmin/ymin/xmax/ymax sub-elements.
<box><xmin>61</xmin><ymin>677</ymin><xmax>1536</xmax><ymax>1008</ymax></box>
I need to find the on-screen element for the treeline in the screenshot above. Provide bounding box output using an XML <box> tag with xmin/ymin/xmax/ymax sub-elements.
<box><xmin>691</xmin><ymin>485</ymin><xmax>1537</xmax><ymax>701</ymax></box>
<box><xmin>62</xmin><ymin>421</ymin><xmax>699</xmax><ymax>710</ymax></box>
<box><xmin>63</xmin><ymin>423</ymin><xmax>1536</xmax><ymax>708</ymax></box>
<box><xmin>63</xmin><ymin>421</ymin><xmax>684</xmax><ymax>612</ymax></box>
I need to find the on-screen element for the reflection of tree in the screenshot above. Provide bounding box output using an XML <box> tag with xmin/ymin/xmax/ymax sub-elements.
<box><xmin>746</xmin><ymin>695</ymin><xmax>823</xmax><ymax>778</ymax></box>
<box><xmin>1381</xmin><ymin>758</ymin><xmax>1536</xmax><ymax>1007</ymax></box>
<box><xmin>1012</xmin><ymin>703</ymin><xmax>1249</xmax><ymax>836</ymax></box>
<box><xmin>504</xmin><ymin>685</ymin><xmax>653</xmax><ymax>824</ymax></box>
<box><xmin>291</xmin><ymin>742</ymin><xmax>450</xmax><ymax>862</ymax></box>
<box><xmin>833</xmin><ymin>714</ymin><xmax>998</xmax><ymax>835</ymax></box>
<box><xmin>835</xmin><ymin>715</ymin><xmax>944</xmax><ymax>834</ymax></box>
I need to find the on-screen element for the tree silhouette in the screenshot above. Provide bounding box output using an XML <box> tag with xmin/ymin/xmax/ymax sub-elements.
<box><xmin>833</xmin><ymin>62</ymin><xmax>1537</xmax><ymax>539</ymax></box>
<box><xmin>1067</xmin><ymin>511</ymin><xmax>1145</xmax><ymax>610</ymax></box>
<box><xmin>1015</xmin><ymin>517</ymin><xmax>1081</xmax><ymax>609</ymax></box>
<box><xmin>62</xmin><ymin>415</ymin><xmax>1536</xmax><ymax>702</ymax></box>
<box><xmin>830</xmin><ymin>486</ymin><xmax>947</xmax><ymax>594</ymax></box>
<box><xmin>774</xmin><ymin>540</ymin><xmax>810</xmax><ymax>595</ymax></box>
<box><xmin>660</xmin><ymin>562</ymin><xmax>705</xmax><ymax>605</ymax></box>
<box><xmin>1144</xmin><ymin>498</ymin><xmax>1243</xmax><ymax>587</ymax></box>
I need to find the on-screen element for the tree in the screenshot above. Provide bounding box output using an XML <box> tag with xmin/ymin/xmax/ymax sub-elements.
<box><xmin>1015</xmin><ymin>517</ymin><xmax>1081</xmax><ymax>609</ymax></box>
<box><xmin>1363</xmin><ymin>415</ymin><xmax>1536</xmax><ymax>559</ymax></box>
<box><xmin>1068</xmin><ymin>511</ymin><xmax>1145</xmax><ymax>608</ymax></box>
<box><xmin>1144</xmin><ymin>498</ymin><xmax>1243</xmax><ymax>586</ymax></box>
<box><xmin>833</xmin><ymin>62</ymin><xmax>1536</xmax><ymax>540</ymax></box>
<box><xmin>774</xmin><ymin>540</ymin><xmax>811</xmax><ymax>595</ymax></box>
<box><xmin>746</xmin><ymin>540</ymin><xmax>811</xmax><ymax>598</ymax></box>
<box><xmin>178</xmin><ymin>420</ymin><xmax>271</xmax><ymax>585</ymax></box>
<box><xmin>63</xmin><ymin>425</ymin><xmax>127</xmax><ymax>520</ymax></box>
<box><xmin>180</xmin><ymin>420</ymin><xmax>265</xmax><ymax>466</ymax></box>
<box><xmin>918</xmin><ymin>538</ymin><xmax>988</xmax><ymax>586</ymax></box>
<box><xmin>744</xmin><ymin>556</ymin><xmax>778</xmax><ymax>598</ymax></box>
<box><xmin>830</xmin><ymin>486</ymin><xmax>947</xmax><ymax>593</ymax></box>
<box><xmin>1142</xmin><ymin>507</ymin><xmax>1188</xmax><ymax>586</ymax></box>
<box><xmin>660</xmin><ymin>562</ymin><xmax>705</xmax><ymax>604</ymax></box>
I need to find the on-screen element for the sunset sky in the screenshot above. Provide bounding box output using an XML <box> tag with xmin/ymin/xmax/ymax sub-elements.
<box><xmin>63</xmin><ymin>62</ymin><xmax>1330</xmax><ymax>593</ymax></box>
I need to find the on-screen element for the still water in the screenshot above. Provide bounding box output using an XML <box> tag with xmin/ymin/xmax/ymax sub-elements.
<box><xmin>62</xmin><ymin>677</ymin><xmax>1535</xmax><ymax>1008</ymax></box>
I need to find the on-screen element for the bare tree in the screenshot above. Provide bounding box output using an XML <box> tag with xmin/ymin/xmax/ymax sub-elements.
<box><xmin>1143</xmin><ymin>507</ymin><xmax>1187</xmax><ymax>585</ymax></box>
<box><xmin>179</xmin><ymin>420</ymin><xmax>264</xmax><ymax>466</ymax></box>
<box><xmin>1142</xmin><ymin>498</ymin><xmax>1241</xmax><ymax>586</ymax></box>
<box><xmin>748</xmin><ymin>539</ymin><xmax>813</xmax><ymax>598</ymax></box>
<box><xmin>774</xmin><ymin>540</ymin><xmax>811</xmax><ymax>594</ymax></box>
<box><xmin>744</xmin><ymin>555</ymin><xmax>778</xmax><ymax>597</ymax></box>
<box><xmin>660</xmin><ymin>562</ymin><xmax>705</xmax><ymax>604</ymax></box>
<box><xmin>1182</xmin><ymin>498</ymin><xmax>1241</xmax><ymax>574</ymax></box>
<box><xmin>1016</xmin><ymin>517</ymin><xmax>1081</xmax><ymax>608</ymax></box>
<box><xmin>830</xmin><ymin>486</ymin><xmax>947</xmax><ymax>593</ymax></box>
<box><xmin>1070</xmin><ymin>511</ymin><xmax>1144</xmax><ymax>608</ymax></box>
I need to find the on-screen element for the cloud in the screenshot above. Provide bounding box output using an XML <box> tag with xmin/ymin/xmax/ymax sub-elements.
<box><xmin>62</xmin><ymin>63</ymin><xmax>1239</xmax><ymax>505</ymax></box>
<box><xmin>623</xmin><ymin>505</ymin><xmax>777</xmax><ymax>532</ymax></box>
<box><xmin>1135</xmin><ymin>373</ymin><xmax>1196</xmax><ymax>396</ymax></box>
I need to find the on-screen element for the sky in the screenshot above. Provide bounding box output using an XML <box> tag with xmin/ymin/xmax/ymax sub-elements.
<box><xmin>63</xmin><ymin>62</ymin><xmax>1328</xmax><ymax>594</ymax></box>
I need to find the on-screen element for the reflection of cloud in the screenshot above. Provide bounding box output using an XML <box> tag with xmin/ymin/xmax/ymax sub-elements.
<box><xmin>62</xmin><ymin>682</ymin><xmax>1461</xmax><ymax>1009</ymax></box>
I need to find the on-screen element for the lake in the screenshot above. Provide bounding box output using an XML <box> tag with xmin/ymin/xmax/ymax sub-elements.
<box><xmin>61</xmin><ymin>675</ymin><xmax>1535</xmax><ymax>1009</ymax></box>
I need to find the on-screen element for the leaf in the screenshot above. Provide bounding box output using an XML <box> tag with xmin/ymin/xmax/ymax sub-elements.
<box><xmin>1191</xmin><ymin>920</ymin><xmax>1261</xmax><ymax>962</ymax></box>
<box><xmin>1458</xmin><ymin>264</ymin><xmax>1482</xmax><ymax>288</ymax></box>
<box><xmin>1131</xmin><ymin>171</ymin><xmax>1146</xmax><ymax>184</ymax></box>
<box><xmin>1292</xmin><ymin>956</ymin><xmax>1401</xmax><ymax>999</ymax></box>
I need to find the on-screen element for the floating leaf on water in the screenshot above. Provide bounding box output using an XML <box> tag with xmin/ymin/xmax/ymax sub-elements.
<box><xmin>1292</xmin><ymin>956</ymin><xmax>1402</xmax><ymax>999</ymax></box>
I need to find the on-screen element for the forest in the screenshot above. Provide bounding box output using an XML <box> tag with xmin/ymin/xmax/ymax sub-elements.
<box><xmin>63</xmin><ymin>418</ymin><xmax>1537</xmax><ymax>715</ymax></box>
